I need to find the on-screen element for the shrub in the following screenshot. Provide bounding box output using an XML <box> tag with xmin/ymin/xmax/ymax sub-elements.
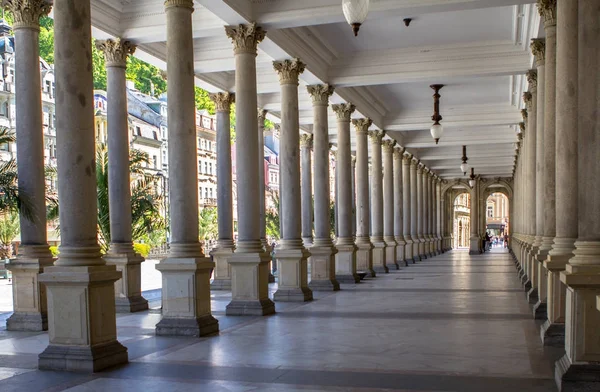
<box><xmin>49</xmin><ymin>246</ymin><xmax>59</xmax><ymax>257</ymax></box>
<box><xmin>133</xmin><ymin>243</ymin><xmax>151</xmax><ymax>258</ymax></box>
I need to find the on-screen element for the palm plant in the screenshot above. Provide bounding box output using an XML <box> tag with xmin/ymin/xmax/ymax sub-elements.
<box><xmin>0</xmin><ymin>211</ymin><xmax>19</xmax><ymax>259</ymax></box>
<box><xmin>0</xmin><ymin>128</ymin><xmax>32</xmax><ymax>218</ymax></box>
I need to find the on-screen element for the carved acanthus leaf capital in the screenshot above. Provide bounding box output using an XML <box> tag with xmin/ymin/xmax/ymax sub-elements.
<box><xmin>517</xmin><ymin>132</ymin><xmax>523</xmax><ymax>141</ymax></box>
<box><xmin>352</xmin><ymin>117</ymin><xmax>372</xmax><ymax>134</ymax></box>
<box><xmin>95</xmin><ymin>38</ymin><xmax>136</xmax><ymax>68</ymax></box>
<box><xmin>273</xmin><ymin>58</ymin><xmax>305</xmax><ymax>85</ymax></box>
<box><xmin>402</xmin><ymin>152</ymin><xmax>413</xmax><ymax>163</ymax></box>
<box><xmin>521</xmin><ymin>109</ymin><xmax>528</xmax><ymax>122</ymax></box>
<box><xmin>526</xmin><ymin>70</ymin><xmax>538</xmax><ymax>91</ymax></box>
<box><xmin>210</xmin><ymin>92</ymin><xmax>235</xmax><ymax>112</ymax></box>
<box><xmin>537</xmin><ymin>0</ymin><xmax>557</xmax><ymax>27</ymax></box>
<box><xmin>351</xmin><ymin>155</ymin><xmax>356</xmax><ymax>165</ymax></box>
<box><xmin>332</xmin><ymin>103</ymin><xmax>355</xmax><ymax>121</ymax></box>
<box><xmin>300</xmin><ymin>133</ymin><xmax>313</xmax><ymax>149</ymax></box>
<box><xmin>530</xmin><ymin>39</ymin><xmax>546</xmax><ymax>66</ymax></box>
<box><xmin>411</xmin><ymin>157</ymin><xmax>420</xmax><ymax>167</ymax></box>
<box><xmin>519</xmin><ymin>122</ymin><xmax>526</xmax><ymax>133</ymax></box>
<box><xmin>307</xmin><ymin>84</ymin><xmax>334</xmax><ymax>106</ymax></box>
<box><xmin>368</xmin><ymin>130</ymin><xmax>385</xmax><ymax>144</ymax></box>
<box><xmin>393</xmin><ymin>146</ymin><xmax>405</xmax><ymax>160</ymax></box>
<box><xmin>382</xmin><ymin>139</ymin><xmax>396</xmax><ymax>152</ymax></box>
<box><xmin>225</xmin><ymin>23</ymin><xmax>266</xmax><ymax>55</ymax></box>
<box><xmin>523</xmin><ymin>91</ymin><xmax>532</xmax><ymax>108</ymax></box>
<box><xmin>5</xmin><ymin>0</ymin><xmax>51</xmax><ymax>30</ymax></box>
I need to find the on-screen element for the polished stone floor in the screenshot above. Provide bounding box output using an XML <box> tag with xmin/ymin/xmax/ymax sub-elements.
<box><xmin>0</xmin><ymin>249</ymin><xmax>563</xmax><ymax>391</ymax></box>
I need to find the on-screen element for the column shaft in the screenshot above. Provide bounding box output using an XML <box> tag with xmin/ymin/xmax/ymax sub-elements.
<box><xmin>353</xmin><ymin>119</ymin><xmax>374</xmax><ymax>276</ymax></box>
<box><xmin>410</xmin><ymin>159</ymin><xmax>420</xmax><ymax>260</ymax></box>
<box><xmin>369</xmin><ymin>130</ymin><xmax>387</xmax><ymax>273</ymax></box>
<box><xmin>402</xmin><ymin>154</ymin><xmax>413</xmax><ymax>262</ymax></box>
<box><xmin>416</xmin><ymin>163</ymin><xmax>425</xmax><ymax>258</ymax></box>
<box><xmin>300</xmin><ymin>134</ymin><xmax>313</xmax><ymax>246</ymax></box>
<box><xmin>393</xmin><ymin>148</ymin><xmax>406</xmax><ymax>265</ymax></box>
<box><xmin>382</xmin><ymin>140</ymin><xmax>397</xmax><ymax>269</ymax></box>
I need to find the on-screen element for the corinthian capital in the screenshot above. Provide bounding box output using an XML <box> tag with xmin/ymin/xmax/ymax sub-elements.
<box><xmin>5</xmin><ymin>0</ymin><xmax>52</xmax><ymax>30</ymax></box>
<box><xmin>523</xmin><ymin>91</ymin><xmax>532</xmax><ymax>108</ymax></box>
<box><xmin>537</xmin><ymin>0</ymin><xmax>556</xmax><ymax>27</ymax></box>
<box><xmin>258</xmin><ymin>108</ymin><xmax>267</xmax><ymax>124</ymax></box>
<box><xmin>368</xmin><ymin>130</ymin><xmax>385</xmax><ymax>144</ymax></box>
<box><xmin>307</xmin><ymin>84</ymin><xmax>334</xmax><ymax>106</ymax></box>
<box><xmin>519</xmin><ymin>122</ymin><xmax>526</xmax><ymax>133</ymax></box>
<box><xmin>352</xmin><ymin>118</ymin><xmax>372</xmax><ymax>134</ymax></box>
<box><xmin>382</xmin><ymin>139</ymin><xmax>396</xmax><ymax>152</ymax></box>
<box><xmin>164</xmin><ymin>0</ymin><xmax>194</xmax><ymax>10</ymax></box>
<box><xmin>95</xmin><ymin>38</ymin><xmax>136</xmax><ymax>68</ymax></box>
<box><xmin>332</xmin><ymin>103</ymin><xmax>355</xmax><ymax>121</ymax></box>
<box><xmin>393</xmin><ymin>146</ymin><xmax>405</xmax><ymax>160</ymax></box>
<box><xmin>210</xmin><ymin>92</ymin><xmax>235</xmax><ymax>112</ymax></box>
<box><xmin>402</xmin><ymin>152</ymin><xmax>413</xmax><ymax>164</ymax></box>
<box><xmin>521</xmin><ymin>109</ymin><xmax>528</xmax><ymax>122</ymax></box>
<box><xmin>300</xmin><ymin>133</ymin><xmax>313</xmax><ymax>149</ymax></box>
<box><xmin>526</xmin><ymin>70</ymin><xmax>537</xmax><ymax>92</ymax></box>
<box><xmin>530</xmin><ymin>39</ymin><xmax>545</xmax><ymax>67</ymax></box>
<box><xmin>225</xmin><ymin>23</ymin><xmax>266</xmax><ymax>55</ymax></box>
<box><xmin>273</xmin><ymin>58</ymin><xmax>305</xmax><ymax>85</ymax></box>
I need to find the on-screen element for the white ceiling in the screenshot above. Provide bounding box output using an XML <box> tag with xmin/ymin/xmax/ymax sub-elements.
<box><xmin>90</xmin><ymin>0</ymin><xmax>542</xmax><ymax>179</ymax></box>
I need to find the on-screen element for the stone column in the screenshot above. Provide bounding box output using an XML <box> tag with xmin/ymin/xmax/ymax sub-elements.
<box><xmin>273</xmin><ymin>58</ymin><xmax>312</xmax><ymax>302</ymax></box>
<box><xmin>369</xmin><ymin>130</ymin><xmax>387</xmax><ymax>273</ymax></box>
<box><xmin>522</xmin><ymin>76</ymin><xmax>537</xmax><ymax>288</ymax></box>
<box><xmin>402</xmin><ymin>153</ymin><xmax>414</xmax><ymax>262</ymax></box>
<box><xmin>416</xmin><ymin>163</ymin><xmax>426</xmax><ymax>259</ymax></box>
<box><xmin>155</xmin><ymin>0</ymin><xmax>218</xmax><ymax>336</ymax></box>
<box><xmin>38</xmin><ymin>0</ymin><xmax>128</xmax><ymax>371</ymax></box>
<box><xmin>351</xmin><ymin>155</ymin><xmax>357</xmax><ymax>236</ymax></box>
<box><xmin>469</xmin><ymin>177</ymin><xmax>481</xmax><ymax>255</ymax></box>
<box><xmin>257</xmin><ymin>109</ymin><xmax>275</xmax><ymax>283</ymax></box>
<box><xmin>424</xmin><ymin>170</ymin><xmax>432</xmax><ymax>257</ymax></box>
<box><xmin>556</xmin><ymin>0</ymin><xmax>600</xmax><ymax>389</ymax></box>
<box><xmin>410</xmin><ymin>158</ymin><xmax>420</xmax><ymax>261</ymax></box>
<box><xmin>436</xmin><ymin>178</ymin><xmax>443</xmax><ymax>254</ymax></box>
<box><xmin>382</xmin><ymin>140</ymin><xmax>397</xmax><ymax>269</ymax></box>
<box><xmin>527</xmin><ymin>38</ymin><xmax>545</xmax><ymax>305</ymax></box>
<box><xmin>95</xmin><ymin>38</ymin><xmax>148</xmax><ymax>313</ymax></box>
<box><xmin>353</xmin><ymin>118</ymin><xmax>374</xmax><ymax>277</ymax></box>
<box><xmin>332</xmin><ymin>103</ymin><xmax>359</xmax><ymax>283</ymax></box>
<box><xmin>5</xmin><ymin>0</ymin><xmax>54</xmax><ymax>331</ymax></box>
<box><xmin>542</xmin><ymin>0</ymin><xmax>577</xmax><ymax>347</ymax></box>
<box><xmin>307</xmin><ymin>85</ymin><xmax>339</xmax><ymax>291</ymax></box>
<box><xmin>209</xmin><ymin>92</ymin><xmax>235</xmax><ymax>290</ymax></box>
<box><xmin>394</xmin><ymin>147</ymin><xmax>406</xmax><ymax>266</ymax></box>
<box><xmin>534</xmin><ymin>0</ymin><xmax>557</xmax><ymax>321</ymax></box>
<box><xmin>225</xmin><ymin>23</ymin><xmax>274</xmax><ymax>315</ymax></box>
<box><xmin>332</xmin><ymin>148</ymin><xmax>338</xmax><ymax>237</ymax></box>
<box><xmin>300</xmin><ymin>133</ymin><xmax>313</xmax><ymax>246</ymax></box>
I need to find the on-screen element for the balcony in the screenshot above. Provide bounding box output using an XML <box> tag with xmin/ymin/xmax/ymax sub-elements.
<box><xmin>200</xmin><ymin>198</ymin><xmax>217</xmax><ymax>207</ymax></box>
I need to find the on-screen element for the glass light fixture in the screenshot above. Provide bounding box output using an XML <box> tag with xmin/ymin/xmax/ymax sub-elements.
<box><xmin>469</xmin><ymin>167</ymin><xmax>476</xmax><ymax>187</ymax></box>
<box><xmin>430</xmin><ymin>84</ymin><xmax>444</xmax><ymax>144</ymax></box>
<box><xmin>460</xmin><ymin>145</ymin><xmax>468</xmax><ymax>176</ymax></box>
<box><xmin>342</xmin><ymin>0</ymin><xmax>370</xmax><ymax>37</ymax></box>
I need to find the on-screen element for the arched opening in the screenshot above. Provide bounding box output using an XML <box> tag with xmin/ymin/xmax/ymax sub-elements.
<box><xmin>452</xmin><ymin>192</ymin><xmax>470</xmax><ymax>249</ymax></box>
<box><xmin>484</xmin><ymin>192</ymin><xmax>510</xmax><ymax>249</ymax></box>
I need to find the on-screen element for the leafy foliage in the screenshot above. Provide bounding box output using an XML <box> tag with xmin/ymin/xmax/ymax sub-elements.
<box><xmin>265</xmin><ymin>192</ymin><xmax>280</xmax><ymax>240</ymax></box>
<box><xmin>0</xmin><ymin>211</ymin><xmax>19</xmax><ymax>259</ymax></box>
<box><xmin>133</xmin><ymin>243</ymin><xmax>151</xmax><ymax>257</ymax></box>
<box><xmin>198</xmin><ymin>207</ymin><xmax>218</xmax><ymax>242</ymax></box>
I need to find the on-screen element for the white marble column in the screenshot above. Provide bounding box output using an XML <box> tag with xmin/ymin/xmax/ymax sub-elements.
<box><xmin>556</xmin><ymin>0</ymin><xmax>600</xmax><ymax>389</ymax></box>
<box><xmin>273</xmin><ymin>58</ymin><xmax>312</xmax><ymax>302</ymax></box>
<box><xmin>225</xmin><ymin>23</ymin><xmax>274</xmax><ymax>315</ymax></box>
<box><xmin>156</xmin><ymin>0</ymin><xmax>218</xmax><ymax>336</ymax></box>
<box><xmin>351</xmin><ymin>155</ymin><xmax>357</xmax><ymax>236</ymax></box>
<box><xmin>353</xmin><ymin>118</ymin><xmax>374</xmax><ymax>277</ymax></box>
<box><xmin>307</xmin><ymin>85</ymin><xmax>339</xmax><ymax>291</ymax></box>
<box><xmin>416</xmin><ymin>163</ymin><xmax>427</xmax><ymax>259</ymax></box>
<box><xmin>402</xmin><ymin>153</ymin><xmax>414</xmax><ymax>263</ymax></box>
<box><xmin>5</xmin><ymin>0</ymin><xmax>54</xmax><ymax>332</ymax></box>
<box><xmin>542</xmin><ymin>0</ymin><xmax>577</xmax><ymax>347</ymax></box>
<box><xmin>469</xmin><ymin>177</ymin><xmax>481</xmax><ymax>255</ymax></box>
<box><xmin>527</xmin><ymin>38</ymin><xmax>545</xmax><ymax>305</ymax></box>
<box><xmin>258</xmin><ymin>109</ymin><xmax>275</xmax><ymax>283</ymax></box>
<box><xmin>96</xmin><ymin>39</ymin><xmax>148</xmax><ymax>313</ymax></box>
<box><xmin>209</xmin><ymin>92</ymin><xmax>235</xmax><ymax>290</ymax></box>
<box><xmin>332</xmin><ymin>104</ymin><xmax>359</xmax><ymax>283</ymax></box>
<box><xmin>369</xmin><ymin>130</ymin><xmax>387</xmax><ymax>273</ymax></box>
<box><xmin>535</xmin><ymin>0</ymin><xmax>557</xmax><ymax>321</ymax></box>
<box><xmin>435</xmin><ymin>177</ymin><xmax>442</xmax><ymax>254</ymax></box>
<box><xmin>300</xmin><ymin>133</ymin><xmax>313</xmax><ymax>246</ymax></box>
<box><xmin>394</xmin><ymin>147</ymin><xmax>406</xmax><ymax>266</ymax></box>
<box><xmin>38</xmin><ymin>0</ymin><xmax>127</xmax><ymax>371</ymax></box>
<box><xmin>522</xmin><ymin>76</ymin><xmax>537</xmax><ymax>288</ymax></box>
<box><xmin>424</xmin><ymin>170</ymin><xmax>432</xmax><ymax>257</ymax></box>
<box><xmin>410</xmin><ymin>158</ymin><xmax>421</xmax><ymax>261</ymax></box>
<box><xmin>382</xmin><ymin>140</ymin><xmax>397</xmax><ymax>269</ymax></box>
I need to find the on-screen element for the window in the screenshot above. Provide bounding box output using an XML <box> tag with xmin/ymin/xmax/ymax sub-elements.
<box><xmin>204</xmin><ymin>188</ymin><xmax>208</xmax><ymax>198</ymax></box>
<box><xmin>487</xmin><ymin>206</ymin><xmax>493</xmax><ymax>218</ymax></box>
<box><xmin>45</xmin><ymin>80</ymin><xmax>51</xmax><ymax>94</ymax></box>
<box><xmin>204</xmin><ymin>162</ymin><xmax>208</xmax><ymax>174</ymax></box>
<box><xmin>198</xmin><ymin>160</ymin><xmax>202</xmax><ymax>173</ymax></box>
<box><xmin>199</xmin><ymin>186</ymin><xmax>202</xmax><ymax>197</ymax></box>
<box><xmin>200</xmin><ymin>139</ymin><xmax>205</xmax><ymax>150</ymax></box>
<box><xmin>153</xmin><ymin>131</ymin><xmax>158</xmax><ymax>140</ymax></box>
<box><xmin>153</xmin><ymin>155</ymin><xmax>158</xmax><ymax>169</ymax></box>
<box><xmin>209</xmin><ymin>162</ymin><xmax>212</xmax><ymax>175</ymax></box>
<box><xmin>207</xmin><ymin>141</ymin><xmax>211</xmax><ymax>151</ymax></box>
<box><xmin>209</xmin><ymin>188</ymin><xmax>213</xmax><ymax>198</ymax></box>
<box><xmin>136</xmin><ymin>126</ymin><xmax>141</xmax><ymax>136</ymax></box>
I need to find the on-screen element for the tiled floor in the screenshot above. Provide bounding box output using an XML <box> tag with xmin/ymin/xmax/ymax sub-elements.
<box><xmin>0</xmin><ymin>249</ymin><xmax>563</xmax><ymax>391</ymax></box>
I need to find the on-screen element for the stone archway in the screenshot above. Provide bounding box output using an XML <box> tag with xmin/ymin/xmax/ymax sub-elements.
<box><xmin>479</xmin><ymin>178</ymin><xmax>514</xmax><ymax>245</ymax></box>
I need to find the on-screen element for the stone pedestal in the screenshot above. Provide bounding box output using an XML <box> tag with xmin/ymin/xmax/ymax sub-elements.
<box><xmin>38</xmin><ymin>265</ymin><xmax>128</xmax><ymax>372</ymax></box>
<box><xmin>210</xmin><ymin>244</ymin><xmax>233</xmax><ymax>290</ymax></box>
<box><xmin>104</xmin><ymin>248</ymin><xmax>148</xmax><ymax>313</ymax></box>
<box><xmin>335</xmin><ymin>242</ymin><xmax>359</xmax><ymax>283</ymax></box>
<box><xmin>274</xmin><ymin>245</ymin><xmax>312</xmax><ymax>301</ymax></box>
<box><xmin>372</xmin><ymin>241</ymin><xmax>388</xmax><ymax>274</ymax></box>
<box><xmin>385</xmin><ymin>239</ymin><xmax>398</xmax><ymax>270</ymax></box>
<box><xmin>226</xmin><ymin>251</ymin><xmax>275</xmax><ymax>315</ymax></box>
<box><xmin>6</xmin><ymin>249</ymin><xmax>54</xmax><ymax>331</ymax></box>
<box><xmin>155</xmin><ymin>256</ymin><xmax>219</xmax><ymax>336</ymax></box>
<box><xmin>308</xmin><ymin>242</ymin><xmax>339</xmax><ymax>291</ymax></box>
<box><xmin>355</xmin><ymin>239</ymin><xmax>375</xmax><ymax>277</ymax></box>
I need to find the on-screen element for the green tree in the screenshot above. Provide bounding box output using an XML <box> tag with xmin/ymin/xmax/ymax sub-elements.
<box><xmin>0</xmin><ymin>211</ymin><xmax>19</xmax><ymax>259</ymax></box>
<box><xmin>0</xmin><ymin>128</ymin><xmax>32</xmax><ymax>216</ymax></box>
<box><xmin>126</xmin><ymin>57</ymin><xmax>167</xmax><ymax>97</ymax></box>
<box><xmin>38</xmin><ymin>16</ymin><xmax>54</xmax><ymax>64</ymax></box>
<box><xmin>198</xmin><ymin>207</ymin><xmax>218</xmax><ymax>242</ymax></box>
<box><xmin>92</xmin><ymin>42</ymin><xmax>107</xmax><ymax>91</ymax></box>
<box><xmin>265</xmin><ymin>192</ymin><xmax>280</xmax><ymax>240</ymax></box>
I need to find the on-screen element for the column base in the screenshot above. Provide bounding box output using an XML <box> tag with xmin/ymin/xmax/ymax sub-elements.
<box><xmin>260</xmin><ymin>240</ymin><xmax>276</xmax><ymax>283</ymax></box>
<box><xmin>39</xmin><ymin>339</ymin><xmax>128</xmax><ymax>373</ymax></box>
<box><xmin>527</xmin><ymin>288</ymin><xmax>539</xmax><ymax>304</ymax></box>
<box><xmin>104</xmin><ymin>251</ymin><xmax>148</xmax><ymax>313</ymax></box>
<box><xmin>38</xmin><ymin>264</ymin><xmax>128</xmax><ymax>372</ymax></box>
<box><xmin>335</xmin><ymin>241</ymin><xmax>359</xmax><ymax>283</ymax></box>
<box><xmin>355</xmin><ymin>239</ymin><xmax>374</xmax><ymax>277</ymax></box>
<box><xmin>385</xmin><ymin>239</ymin><xmax>398</xmax><ymax>270</ymax></box>
<box><xmin>210</xmin><ymin>246</ymin><xmax>233</xmax><ymax>290</ymax></box>
<box><xmin>308</xmin><ymin>244</ymin><xmax>340</xmax><ymax>291</ymax></box>
<box><xmin>540</xmin><ymin>320</ymin><xmax>565</xmax><ymax>347</ymax></box>
<box><xmin>226</xmin><ymin>251</ymin><xmax>275</xmax><ymax>316</ymax></box>
<box><xmin>7</xmin><ymin>312</ymin><xmax>46</xmax><ymax>332</ymax></box>
<box><xmin>533</xmin><ymin>300</ymin><xmax>547</xmax><ymax>320</ymax></box>
<box><xmin>155</xmin><ymin>256</ymin><xmax>218</xmax><ymax>336</ymax></box>
<box><xmin>555</xmin><ymin>354</ymin><xmax>600</xmax><ymax>392</ymax></box>
<box><xmin>372</xmin><ymin>241</ymin><xmax>388</xmax><ymax>274</ymax></box>
<box><xmin>273</xmin><ymin>246</ymin><xmax>312</xmax><ymax>302</ymax></box>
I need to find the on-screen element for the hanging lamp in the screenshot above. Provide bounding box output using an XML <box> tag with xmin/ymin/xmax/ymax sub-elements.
<box><xmin>469</xmin><ymin>167</ymin><xmax>476</xmax><ymax>188</ymax></box>
<box><xmin>460</xmin><ymin>145</ymin><xmax>469</xmax><ymax>176</ymax></box>
<box><xmin>342</xmin><ymin>0</ymin><xmax>370</xmax><ymax>36</ymax></box>
<box><xmin>430</xmin><ymin>84</ymin><xmax>444</xmax><ymax>144</ymax></box>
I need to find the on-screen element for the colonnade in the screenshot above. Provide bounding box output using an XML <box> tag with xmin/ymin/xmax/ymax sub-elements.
<box><xmin>511</xmin><ymin>0</ymin><xmax>600</xmax><ymax>390</ymax></box>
